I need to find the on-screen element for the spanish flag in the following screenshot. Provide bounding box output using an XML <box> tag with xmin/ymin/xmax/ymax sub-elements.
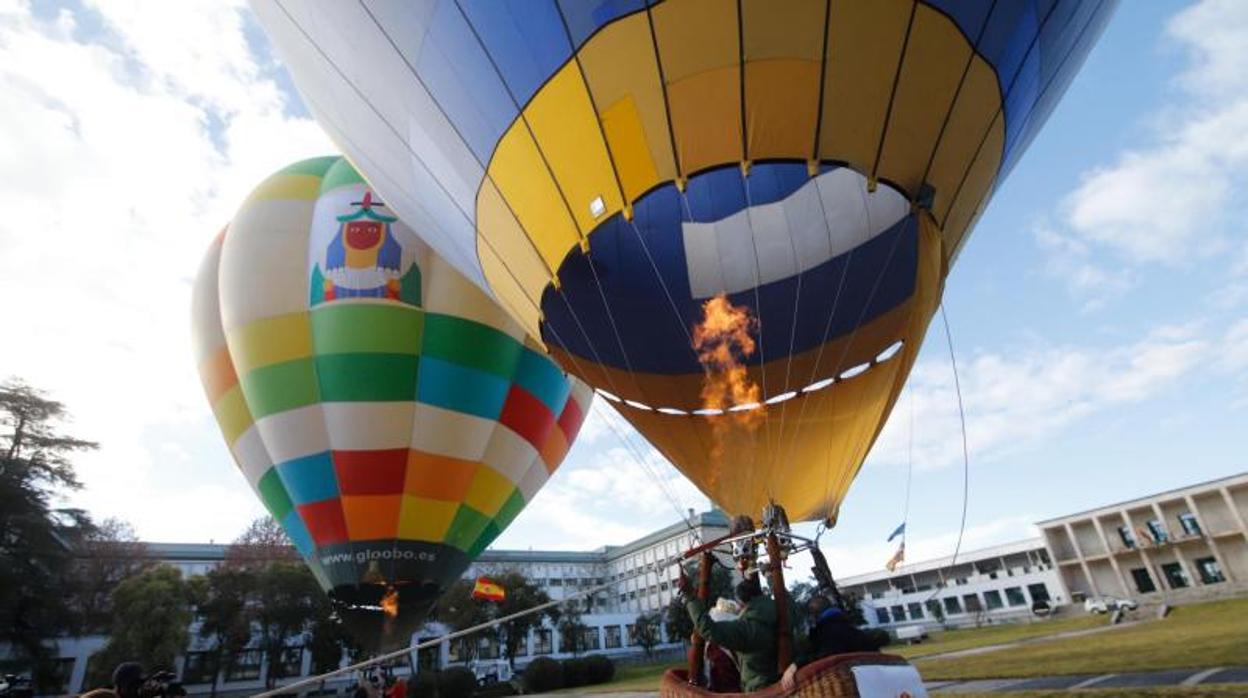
<box><xmin>885</xmin><ymin>542</ymin><xmax>905</xmax><ymax>572</ymax></box>
<box><xmin>472</xmin><ymin>577</ymin><xmax>506</xmax><ymax>602</ymax></box>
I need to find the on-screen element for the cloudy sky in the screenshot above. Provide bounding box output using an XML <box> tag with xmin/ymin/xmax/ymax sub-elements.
<box><xmin>2</xmin><ymin>0</ymin><xmax>1245</xmax><ymax>578</ymax></box>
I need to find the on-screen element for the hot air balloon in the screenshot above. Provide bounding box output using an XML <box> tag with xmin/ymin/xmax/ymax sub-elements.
<box><xmin>191</xmin><ymin>156</ymin><xmax>592</xmax><ymax>644</ymax></box>
<box><xmin>251</xmin><ymin>0</ymin><xmax>1115</xmax><ymax>526</ymax></box>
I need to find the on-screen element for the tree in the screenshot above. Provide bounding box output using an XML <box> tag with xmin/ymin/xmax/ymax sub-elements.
<box><xmin>252</xmin><ymin>563</ymin><xmax>321</xmax><ymax>688</ymax></box>
<box><xmin>788</xmin><ymin>581</ymin><xmax>817</xmax><ymax>637</ymax></box>
<box><xmin>89</xmin><ymin>565</ymin><xmax>193</xmax><ymax>684</ymax></box>
<box><xmin>0</xmin><ymin>379</ymin><xmax>97</xmax><ymax>681</ymax></box>
<box><xmin>491</xmin><ymin>570</ymin><xmax>557</xmax><ymax>669</ymax></box>
<box><xmin>68</xmin><ymin>517</ymin><xmax>151</xmax><ymax>634</ymax></box>
<box><xmin>191</xmin><ymin>566</ymin><xmax>254</xmax><ymax>696</ymax></box>
<box><xmin>556</xmin><ymin>599</ymin><xmax>588</xmax><ymax>657</ymax></box>
<box><xmin>633</xmin><ymin>612</ymin><xmax>662</xmax><ymax>658</ymax></box>
<box><xmin>434</xmin><ymin>579</ymin><xmax>492</xmax><ymax>663</ymax></box>
<box><xmin>225</xmin><ymin>516</ymin><xmax>294</xmax><ymax>567</ymax></box>
<box><xmin>663</xmin><ymin>560</ymin><xmax>735</xmax><ymax>645</ymax></box>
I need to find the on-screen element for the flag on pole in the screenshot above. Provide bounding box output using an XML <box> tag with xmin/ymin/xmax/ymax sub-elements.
<box><xmin>472</xmin><ymin>577</ymin><xmax>506</xmax><ymax>602</ymax></box>
<box><xmin>885</xmin><ymin>543</ymin><xmax>905</xmax><ymax>572</ymax></box>
<box><xmin>887</xmin><ymin>523</ymin><xmax>906</xmax><ymax>542</ymax></box>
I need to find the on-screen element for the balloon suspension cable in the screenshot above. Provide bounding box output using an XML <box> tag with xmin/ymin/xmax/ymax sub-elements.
<box><xmin>252</xmin><ymin>552</ymin><xmax>690</xmax><ymax>698</ymax></box>
<box><xmin>591</xmin><ymin>400</ymin><xmax>700</xmax><ymax>534</ymax></box>
<box><xmin>925</xmin><ymin>303</ymin><xmax>970</xmax><ymax>603</ymax></box>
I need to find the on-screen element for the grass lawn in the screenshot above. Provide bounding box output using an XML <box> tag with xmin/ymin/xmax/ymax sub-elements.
<box><xmin>940</xmin><ymin>688</ymin><xmax>1248</xmax><ymax>698</ymax></box>
<box><xmin>553</xmin><ymin>660</ymin><xmax>679</xmax><ymax>693</ymax></box>
<box><xmin>920</xmin><ymin>597</ymin><xmax>1248</xmax><ymax>680</ymax></box>
<box><xmin>893</xmin><ymin>614</ymin><xmax>1110</xmax><ymax>660</ymax></box>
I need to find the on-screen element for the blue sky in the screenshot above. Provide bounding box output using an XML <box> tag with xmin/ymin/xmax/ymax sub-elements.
<box><xmin>1</xmin><ymin>1</ymin><xmax>1244</xmax><ymax>577</ymax></box>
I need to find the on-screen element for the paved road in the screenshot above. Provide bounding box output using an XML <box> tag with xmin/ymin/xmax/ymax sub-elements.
<box><xmin>927</xmin><ymin>665</ymin><xmax>1248</xmax><ymax>693</ymax></box>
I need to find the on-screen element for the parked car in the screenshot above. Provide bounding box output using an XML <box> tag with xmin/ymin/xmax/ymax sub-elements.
<box><xmin>894</xmin><ymin>625</ymin><xmax>929</xmax><ymax>644</ymax></box>
<box><xmin>1084</xmin><ymin>597</ymin><xmax>1139</xmax><ymax>614</ymax></box>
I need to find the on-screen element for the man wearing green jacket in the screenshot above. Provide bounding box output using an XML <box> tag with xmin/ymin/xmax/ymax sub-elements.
<box><xmin>679</xmin><ymin>574</ymin><xmax>781</xmax><ymax>691</ymax></box>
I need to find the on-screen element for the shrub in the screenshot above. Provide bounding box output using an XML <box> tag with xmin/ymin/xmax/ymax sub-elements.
<box><xmin>437</xmin><ymin>667</ymin><xmax>477</xmax><ymax>698</ymax></box>
<box><xmin>560</xmin><ymin>657</ymin><xmax>588</xmax><ymax>688</ymax></box>
<box><xmin>521</xmin><ymin>657</ymin><xmax>563</xmax><ymax>694</ymax></box>
<box><xmin>584</xmin><ymin>655</ymin><xmax>615</xmax><ymax>684</ymax></box>
<box><xmin>407</xmin><ymin>670</ymin><xmax>439</xmax><ymax>698</ymax></box>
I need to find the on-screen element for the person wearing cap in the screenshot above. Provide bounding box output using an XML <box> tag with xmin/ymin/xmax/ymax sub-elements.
<box><xmin>703</xmin><ymin>598</ymin><xmax>743</xmax><ymax>692</ymax></box>
<box><xmin>678</xmin><ymin>573</ymin><xmax>782</xmax><ymax>692</ymax></box>
<box><xmin>779</xmin><ymin>595</ymin><xmax>886</xmax><ymax>691</ymax></box>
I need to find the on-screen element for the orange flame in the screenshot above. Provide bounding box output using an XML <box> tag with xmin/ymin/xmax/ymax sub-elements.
<box><xmin>693</xmin><ymin>295</ymin><xmax>765</xmax><ymax>464</ymax></box>
<box><xmin>380</xmin><ymin>586</ymin><xmax>399</xmax><ymax>619</ymax></box>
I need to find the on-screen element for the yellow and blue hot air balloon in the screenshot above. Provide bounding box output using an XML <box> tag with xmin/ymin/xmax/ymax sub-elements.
<box><xmin>252</xmin><ymin>1</ymin><xmax>1116</xmax><ymax>524</ymax></box>
<box><xmin>191</xmin><ymin>156</ymin><xmax>592</xmax><ymax>638</ymax></box>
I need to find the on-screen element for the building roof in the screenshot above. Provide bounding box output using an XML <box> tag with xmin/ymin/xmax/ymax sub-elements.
<box><xmin>837</xmin><ymin>537</ymin><xmax>1046</xmax><ymax>587</ymax></box>
<box><xmin>133</xmin><ymin>511</ymin><xmax>729</xmax><ymax>567</ymax></box>
<box><xmin>1035</xmin><ymin>470</ymin><xmax>1248</xmax><ymax>526</ymax></box>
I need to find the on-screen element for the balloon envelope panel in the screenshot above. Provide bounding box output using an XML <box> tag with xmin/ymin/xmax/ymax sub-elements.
<box><xmin>252</xmin><ymin>1</ymin><xmax>1115</xmax><ymax>521</ymax></box>
<box><xmin>192</xmin><ymin>157</ymin><xmax>592</xmax><ymax>623</ymax></box>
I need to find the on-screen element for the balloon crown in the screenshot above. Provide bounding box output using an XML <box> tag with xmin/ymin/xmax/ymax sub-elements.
<box><xmin>337</xmin><ymin>190</ymin><xmax>397</xmax><ymax>224</ymax></box>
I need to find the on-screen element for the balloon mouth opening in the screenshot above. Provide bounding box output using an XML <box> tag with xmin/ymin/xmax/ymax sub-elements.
<box><xmin>596</xmin><ymin>338</ymin><xmax>906</xmax><ymax>414</ymax></box>
<box><xmin>330</xmin><ymin>580</ymin><xmax>443</xmax><ymax>617</ymax></box>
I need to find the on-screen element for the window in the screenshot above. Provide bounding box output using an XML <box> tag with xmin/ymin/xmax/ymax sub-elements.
<box><xmin>534</xmin><ymin>629</ymin><xmax>553</xmax><ymax>655</ymax></box>
<box><xmin>582</xmin><ymin>627</ymin><xmax>601</xmax><ymax>651</ymax></box>
<box><xmin>963</xmin><ymin>594</ymin><xmax>983</xmax><ymax>612</ymax></box>
<box><xmin>605</xmin><ymin>625</ymin><xmax>622</xmax><ymax>649</ymax></box>
<box><xmin>1179</xmin><ymin>513</ymin><xmax>1202</xmax><ymax>537</ymax></box>
<box><xmin>1027</xmin><ymin>583</ymin><xmax>1051</xmax><ymax>603</ymax></box>
<box><xmin>181</xmin><ymin>652</ymin><xmax>216</xmax><ymax>685</ymax></box>
<box><xmin>1161</xmin><ymin>562</ymin><xmax>1190</xmax><ymax>589</ymax></box>
<box><xmin>448</xmin><ymin>639</ymin><xmax>472</xmax><ymax>662</ymax></box>
<box><xmin>1147</xmin><ymin>519</ymin><xmax>1169</xmax><ymax>544</ymax></box>
<box><xmin>626</xmin><ymin>624</ymin><xmax>638</xmax><ymax>645</ymax></box>
<box><xmin>227</xmin><ymin>651</ymin><xmax>262</xmax><ymax>682</ymax></box>
<box><xmin>550</xmin><ymin>578</ymin><xmax>563</xmax><ymax>586</ymax></box>
<box><xmin>417</xmin><ymin>640</ymin><xmax>441</xmax><ymax>672</ymax></box>
<box><xmin>875</xmin><ymin>607</ymin><xmax>890</xmax><ymax>624</ymax></box>
<box><xmin>1117</xmin><ymin>526</ymin><xmax>1136</xmax><ymax>549</ymax></box>
<box><xmin>954</xmin><ymin>577</ymin><xmax>968</xmax><ymax>586</ymax></box>
<box><xmin>1195</xmin><ymin>557</ymin><xmax>1225</xmax><ymax>584</ymax></box>
<box><xmin>907</xmin><ymin>602</ymin><xmax>924</xmax><ymax>619</ymax></box>
<box><xmin>479</xmin><ymin>636</ymin><xmax>501</xmax><ymax>659</ymax></box>
<box><xmin>276</xmin><ymin>647</ymin><xmax>303</xmax><ymax>679</ymax></box>
<box><xmin>1131</xmin><ymin>568</ymin><xmax>1157</xmax><ymax>593</ymax></box>
<box><xmin>983</xmin><ymin>590</ymin><xmax>1004</xmax><ymax>610</ymax></box>
<box><xmin>1004</xmin><ymin>587</ymin><xmax>1027</xmax><ymax>606</ymax></box>
<box><xmin>942</xmin><ymin>597</ymin><xmax>963</xmax><ymax>615</ymax></box>
<box><xmin>514</xmin><ymin>634</ymin><xmax>529</xmax><ymax>657</ymax></box>
<box><xmin>890</xmin><ymin>605</ymin><xmax>905</xmax><ymax>621</ymax></box>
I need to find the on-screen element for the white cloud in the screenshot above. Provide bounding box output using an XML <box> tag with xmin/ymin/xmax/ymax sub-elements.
<box><xmin>1040</xmin><ymin>0</ymin><xmax>1248</xmax><ymax>293</ymax></box>
<box><xmin>818</xmin><ymin>515</ymin><xmax>1039</xmax><ymax>579</ymax></box>
<box><xmin>869</xmin><ymin>325</ymin><xmax>1210</xmax><ymax>472</ymax></box>
<box><xmin>0</xmin><ymin>1</ymin><xmax>333</xmax><ymax>541</ymax></box>
<box><xmin>493</xmin><ymin>403</ymin><xmax>710</xmax><ymax>551</ymax></box>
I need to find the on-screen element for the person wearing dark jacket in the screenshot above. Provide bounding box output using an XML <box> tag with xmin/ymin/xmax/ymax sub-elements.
<box><xmin>780</xmin><ymin>595</ymin><xmax>886</xmax><ymax>691</ymax></box>
<box><xmin>680</xmin><ymin>574</ymin><xmax>782</xmax><ymax>691</ymax></box>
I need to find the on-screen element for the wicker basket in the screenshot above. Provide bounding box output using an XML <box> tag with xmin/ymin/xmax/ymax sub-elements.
<box><xmin>659</xmin><ymin>652</ymin><xmax>915</xmax><ymax>698</ymax></box>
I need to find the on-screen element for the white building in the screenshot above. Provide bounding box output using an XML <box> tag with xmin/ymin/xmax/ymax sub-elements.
<box><xmin>1038</xmin><ymin>471</ymin><xmax>1248</xmax><ymax>602</ymax></box>
<box><xmin>25</xmin><ymin>512</ymin><xmax>727</xmax><ymax>695</ymax></box>
<box><xmin>839</xmin><ymin>538</ymin><xmax>1063</xmax><ymax>632</ymax></box>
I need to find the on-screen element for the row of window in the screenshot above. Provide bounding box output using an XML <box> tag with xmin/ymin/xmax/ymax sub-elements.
<box><xmin>1115</xmin><ymin>512</ymin><xmax>1203</xmax><ymax>550</ymax></box>
<box><xmin>447</xmin><ymin>623</ymin><xmax>667</xmax><ymax>661</ymax></box>
<box><xmin>1129</xmin><ymin>557</ymin><xmax>1224</xmax><ymax>593</ymax></box>
<box><xmin>874</xmin><ymin>584</ymin><xmax>1050</xmax><ymax>624</ymax></box>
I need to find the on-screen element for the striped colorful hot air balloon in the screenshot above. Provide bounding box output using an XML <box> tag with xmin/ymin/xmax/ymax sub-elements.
<box><xmin>252</xmin><ymin>1</ymin><xmax>1116</xmax><ymax>523</ymax></box>
<box><xmin>191</xmin><ymin>156</ymin><xmax>592</xmax><ymax>638</ymax></box>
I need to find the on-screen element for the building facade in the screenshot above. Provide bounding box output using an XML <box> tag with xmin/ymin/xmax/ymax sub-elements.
<box><xmin>25</xmin><ymin>512</ymin><xmax>727</xmax><ymax>695</ymax></box>
<box><xmin>838</xmin><ymin>539</ymin><xmax>1064</xmax><ymax>631</ymax></box>
<box><xmin>1037</xmin><ymin>472</ymin><xmax>1248</xmax><ymax>601</ymax></box>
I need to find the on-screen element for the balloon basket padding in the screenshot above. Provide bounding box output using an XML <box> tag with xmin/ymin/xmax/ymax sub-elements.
<box><xmin>659</xmin><ymin>653</ymin><xmax>916</xmax><ymax>698</ymax></box>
